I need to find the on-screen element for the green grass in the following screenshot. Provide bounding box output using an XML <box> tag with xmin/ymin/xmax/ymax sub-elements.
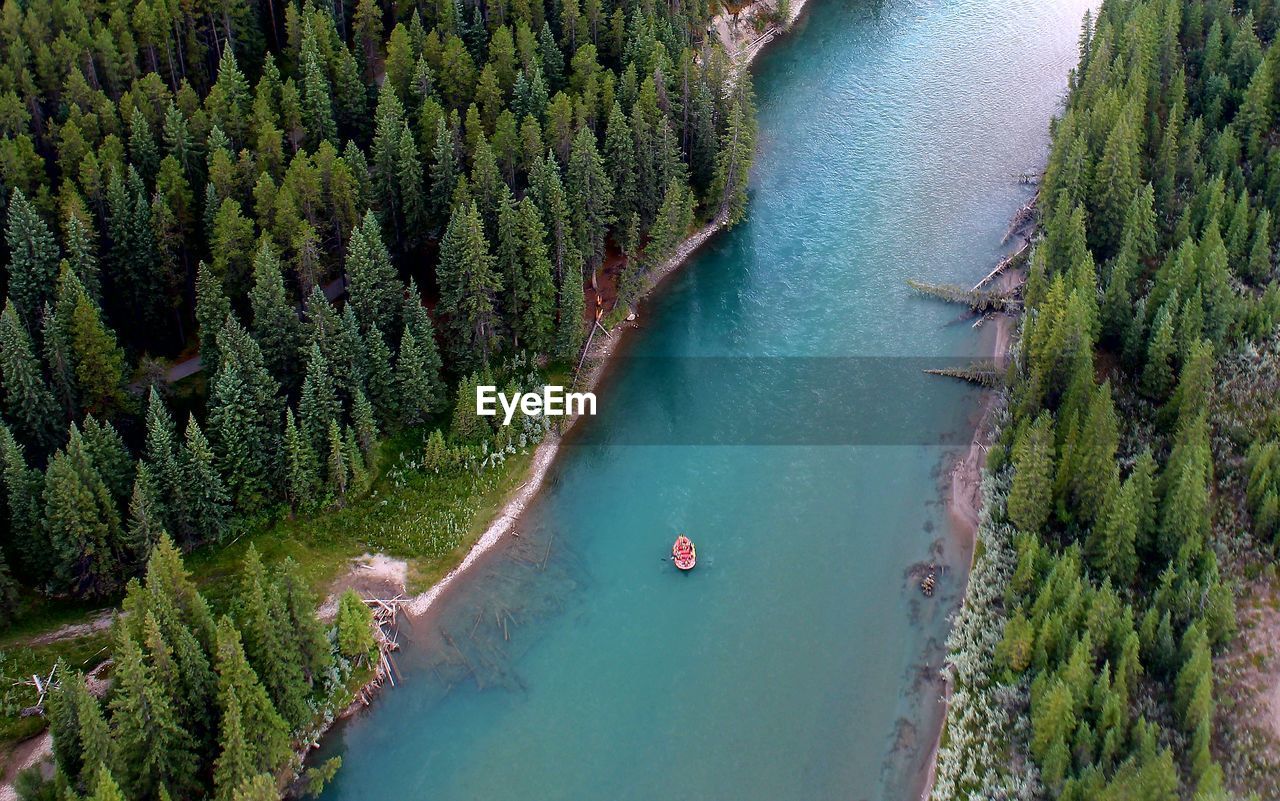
<box><xmin>0</xmin><ymin>631</ymin><xmax>112</xmax><ymax>765</ymax></box>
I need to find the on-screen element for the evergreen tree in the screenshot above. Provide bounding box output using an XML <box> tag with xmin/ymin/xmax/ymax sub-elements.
<box><xmin>234</xmin><ymin>546</ymin><xmax>310</xmax><ymax>728</ymax></box>
<box><xmin>248</xmin><ymin>242</ymin><xmax>303</xmax><ymax>389</ymax></box>
<box><xmin>213</xmin><ymin>618</ymin><xmax>291</xmax><ymax>776</ymax></box>
<box><xmin>336</xmin><ymin>589</ymin><xmax>375</xmax><ymax>662</ymax></box>
<box><xmin>437</xmin><ymin>203</ymin><xmax>502</xmax><ymax>369</ymax></box>
<box><xmin>109</xmin><ymin>628</ymin><xmax>198</xmax><ymax>800</ymax></box>
<box><xmin>283</xmin><ymin>409</ymin><xmax>320</xmax><ymax>512</ymax></box>
<box><xmin>1007</xmin><ymin>412</ymin><xmax>1055</xmax><ymax>533</ymax></box>
<box><xmin>196</xmin><ymin>261</ymin><xmax>233</xmax><ymax>375</ymax></box>
<box><xmin>556</xmin><ymin>249</ymin><xmax>586</xmax><ymax>361</ymax></box>
<box><xmin>179</xmin><ymin>416</ymin><xmax>231</xmax><ymax>544</ymax></box>
<box><xmin>69</xmin><ymin>291</ymin><xmax>128</xmax><ymax>418</ymax></box>
<box><xmin>4</xmin><ymin>189</ymin><xmax>59</xmax><ymax>325</ymax></box>
<box><xmin>124</xmin><ymin>464</ymin><xmax>165</xmax><ymax>573</ymax></box>
<box><xmin>346</xmin><ymin>212</ymin><xmax>403</xmax><ymax>336</ymax></box>
<box><xmin>48</xmin><ymin>670</ymin><xmax>113</xmax><ymax>793</ymax></box>
<box><xmin>45</xmin><ymin>427</ymin><xmax>122</xmax><ymax>599</ymax></box>
<box><xmin>1</xmin><ymin>423</ymin><xmax>49</xmax><ymax>582</ymax></box>
<box><xmin>0</xmin><ymin>299</ymin><xmax>59</xmax><ymax>450</ymax></box>
<box><xmin>567</xmin><ymin>125</ymin><xmax>614</xmax><ymax>271</ymax></box>
<box><xmin>298</xmin><ymin>343</ymin><xmax>340</xmax><ymax>456</ymax></box>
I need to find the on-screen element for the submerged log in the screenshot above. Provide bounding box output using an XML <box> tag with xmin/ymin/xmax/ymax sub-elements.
<box><xmin>924</xmin><ymin>362</ymin><xmax>1003</xmax><ymax>388</ymax></box>
<box><xmin>907</xmin><ymin>280</ymin><xmax>1021</xmax><ymax>313</ymax></box>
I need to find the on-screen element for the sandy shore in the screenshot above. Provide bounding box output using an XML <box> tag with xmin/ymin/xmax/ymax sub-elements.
<box><xmin>915</xmin><ymin>253</ymin><xmax>1026</xmax><ymax>800</ymax></box>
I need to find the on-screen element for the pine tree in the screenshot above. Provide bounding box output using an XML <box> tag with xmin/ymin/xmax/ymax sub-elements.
<box><xmin>0</xmin><ymin>423</ymin><xmax>49</xmax><ymax>582</ymax></box>
<box><xmin>4</xmin><ymin>189</ymin><xmax>59</xmax><ymax>325</ymax></box>
<box><xmin>196</xmin><ymin>261</ymin><xmax>233</xmax><ymax>375</ymax></box>
<box><xmin>336</xmin><ymin>589</ymin><xmax>375</xmax><ymax>661</ymax></box>
<box><xmin>567</xmin><ymin>125</ymin><xmax>614</xmax><ymax>271</ymax></box>
<box><xmin>298</xmin><ymin>343</ymin><xmax>340</xmax><ymax>456</ymax></box>
<box><xmin>70</xmin><ymin>291</ymin><xmax>128</xmax><ymax>418</ymax></box>
<box><xmin>397</xmin><ymin>123</ymin><xmax>429</xmax><ymax>246</ymax></box>
<box><xmin>1063</xmin><ymin>381</ymin><xmax>1119</xmax><ymax>524</ymax></box>
<box><xmin>48</xmin><ymin>670</ymin><xmax>113</xmax><ymax>792</ymax></box>
<box><xmin>0</xmin><ymin>298</ymin><xmax>60</xmax><ymax>450</ymax></box>
<box><xmin>109</xmin><ymin>627</ymin><xmax>198</xmax><ymax>800</ymax></box>
<box><xmin>45</xmin><ymin>427</ymin><xmax>122</xmax><ymax>599</ymax></box>
<box><xmin>362</xmin><ymin>322</ymin><xmax>398</xmax><ymax>427</ymax></box>
<box><xmin>64</xmin><ymin>213</ymin><xmax>102</xmax><ymax>304</ymax></box>
<box><xmin>429</xmin><ymin>118</ymin><xmax>459</xmax><ymax>224</ymax></box>
<box><xmin>352</xmin><ymin>389</ymin><xmax>378</xmax><ymax>452</ymax></box>
<box><xmin>1141</xmin><ymin>302</ymin><xmax>1177</xmax><ymax>400</ymax></box>
<box><xmin>346</xmin><ymin>212</ymin><xmax>403</xmax><ymax>335</ymax></box>
<box><xmin>248</xmin><ymin>242</ymin><xmax>303</xmax><ymax>389</ymax></box>
<box><xmin>1087</xmin><ymin>471</ymin><xmax>1139</xmax><ymax>586</ymax></box>
<box><xmin>556</xmin><ymin>249</ymin><xmax>586</xmax><ymax>361</ymax></box>
<box><xmin>87</xmin><ymin>765</ymin><xmax>128</xmax><ymax>801</ymax></box>
<box><xmin>123</xmin><ymin>465</ymin><xmax>165</xmax><ymax>579</ymax></box>
<box><xmin>1090</xmin><ymin>113</ymin><xmax>1141</xmax><ymax>258</ymax></box>
<box><xmin>144</xmin><ymin>390</ymin><xmax>183</xmax><ymax>537</ymax></box>
<box><xmin>711</xmin><ymin>84</ymin><xmax>756</xmax><ymax>226</ymax></box>
<box><xmin>300</xmin><ymin>41</ymin><xmax>337</xmax><ymax>149</ymax></box>
<box><xmin>437</xmin><ymin>203</ymin><xmax>502</xmax><ymax>369</ymax></box>
<box><xmin>283</xmin><ymin>409</ymin><xmax>320</xmax><ymax>513</ymax></box>
<box><xmin>1007</xmin><ymin>412</ymin><xmax>1055</xmax><ymax>533</ymax></box>
<box><xmin>213</xmin><ymin>688</ymin><xmax>255</xmax><ymax>801</ymax></box>
<box><xmin>326</xmin><ymin>420</ymin><xmax>349</xmax><ymax>499</ymax></box>
<box><xmin>514</xmin><ymin>197</ymin><xmax>556</xmax><ymax>353</ymax></box>
<box><xmin>179</xmin><ymin>416</ymin><xmax>231</xmax><ymax>544</ymax></box>
<box><xmin>234</xmin><ymin>546</ymin><xmax>310</xmax><ymax>728</ymax></box>
<box><xmin>214</xmin><ymin>618</ymin><xmax>291</xmax><ymax>775</ymax></box>
<box><xmin>274</xmin><ymin>558</ymin><xmax>332</xmax><ymax>683</ymax></box>
<box><xmin>207</xmin><ymin>364</ymin><xmax>271</xmax><ymax>510</ymax></box>
<box><xmin>603</xmin><ymin>100</ymin><xmax>637</xmax><ymax>225</ymax></box>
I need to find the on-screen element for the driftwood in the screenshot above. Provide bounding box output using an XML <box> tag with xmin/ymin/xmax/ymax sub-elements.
<box><xmin>924</xmin><ymin>362</ymin><xmax>1003</xmax><ymax>388</ymax></box>
<box><xmin>362</xmin><ymin>596</ymin><xmax>406</xmax><ymax>692</ymax></box>
<box><xmin>971</xmin><ymin>240</ymin><xmax>1031</xmax><ymax>292</ymax></box>
<box><xmin>907</xmin><ymin>280</ymin><xmax>1021</xmax><ymax>313</ymax></box>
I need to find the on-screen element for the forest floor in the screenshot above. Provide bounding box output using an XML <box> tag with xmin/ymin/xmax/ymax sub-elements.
<box><xmin>1216</xmin><ymin>575</ymin><xmax>1280</xmax><ymax>798</ymax></box>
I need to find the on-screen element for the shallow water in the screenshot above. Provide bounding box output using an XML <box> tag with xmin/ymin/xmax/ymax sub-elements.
<box><xmin>317</xmin><ymin>1</ymin><xmax>1092</xmax><ymax>797</ymax></box>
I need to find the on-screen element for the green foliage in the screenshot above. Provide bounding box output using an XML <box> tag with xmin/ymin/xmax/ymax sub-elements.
<box><xmin>336</xmin><ymin>590</ymin><xmax>375</xmax><ymax>662</ymax></box>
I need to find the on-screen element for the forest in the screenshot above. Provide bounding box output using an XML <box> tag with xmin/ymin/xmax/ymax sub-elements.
<box><xmin>932</xmin><ymin>0</ymin><xmax>1280</xmax><ymax>799</ymax></box>
<box><xmin>0</xmin><ymin>0</ymin><xmax>757</xmax><ymax>792</ymax></box>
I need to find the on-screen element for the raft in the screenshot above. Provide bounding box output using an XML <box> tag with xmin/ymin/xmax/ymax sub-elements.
<box><xmin>672</xmin><ymin>535</ymin><xmax>696</xmax><ymax>571</ymax></box>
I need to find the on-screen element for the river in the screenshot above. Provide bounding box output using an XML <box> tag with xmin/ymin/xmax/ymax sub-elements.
<box><xmin>317</xmin><ymin>0</ymin><xmax>1091</xmax><ymax>797</ymax></box>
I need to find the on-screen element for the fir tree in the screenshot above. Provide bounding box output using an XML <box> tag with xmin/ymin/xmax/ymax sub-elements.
<box><xmin>248</xmin><ymin>242</ymin><xmax>303</xmax><ymax>389</ymax></box>
<box><xmin>298</xmin><ymin>343</ymin><xmax>340</xmax><ymax>456</ymax></box>
<box><xmin>69</xmin><ymin>292</ymin><xmax>128</xmax><ymax>419</ymax></box>
<box><xmin>4</xmin><ymin>189</ymin><xmax>59</xmax><ymax>325</ymax></box>
<box><xmin>213</xmin><ymin>618</ymin><xmax>291</xmax><ymax>776</ymax></box>
<box><xmin>283</xmin><ymin>409</ymin><xmax>320</xmax><ymax>513</ymax></box>
<box><xmin>234</xmin><ymin>546</ymin><xmax>310</xmax><ymax>728</ymax></box>
<box><xmin>1007</xmin><ymin>412</ymin><xmax>1055</xmax><ymax>533</ymax></box>
<box><xmin>179</xmin><ymin>416</ymin><xmax>231</xmax><ymax>544</ymax></box>
<box><xmin>196</xmin><ymin>261</ymin><xmax>233</xmax><ymax>375</ymax></box>
<box><xmin>346</xmin><ymin>212</ymin><xmax>403</xmax><ymax>335</ymax></box>
<box><xmin>109</xmin><ymin>628</ymin><xmax>198</xmax><ymax>800</ymax></box>
<box><xmin>0</xmin><ymin>299</ymin><xmax>60</xmax><ymax>450</ymax></box>
<box><xmin>436</xmin><ymin>203</ymin><xmax>502</xmax><ymax>369</ymax></box>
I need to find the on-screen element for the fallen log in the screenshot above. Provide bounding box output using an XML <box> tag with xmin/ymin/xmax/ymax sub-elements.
<box><xmin>924</xmin><ymin>362</ymin><xmax>1003</xmax><ymax>388</ymax></box>
<box><xmin>907</xmin><ymin>280</ymin><xmax>1021</xmax><ymax>313</ymax></box>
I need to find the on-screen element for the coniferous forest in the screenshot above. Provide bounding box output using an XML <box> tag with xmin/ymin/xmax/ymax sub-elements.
<box><xmin>0</xmin><ymin>0</ymin><xmax>756</xmax><ymax>793</ymax></box>
<box><xmin>933</xmin><ymin>0</ymin><xmax>1280</xmax><ymax>799</ymax></box>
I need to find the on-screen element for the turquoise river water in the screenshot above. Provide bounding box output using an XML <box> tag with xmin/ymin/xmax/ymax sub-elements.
<box><xmin>318</xmin><ymin>1</ymin><xmax>1092</xmax><ymax>798</ymax></box>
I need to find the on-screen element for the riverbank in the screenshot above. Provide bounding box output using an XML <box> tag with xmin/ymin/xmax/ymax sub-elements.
<box><xmin>319</xmin><ymin>0</ymin><xmax>814</xmax><ymax>635</ymax></box>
